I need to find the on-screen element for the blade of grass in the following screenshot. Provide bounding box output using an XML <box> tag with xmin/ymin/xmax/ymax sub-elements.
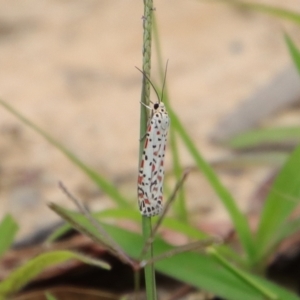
<box><xmin>169</xmin><ymin>125</ymin><xmax>188</xmax><ymax>221</ymax></box>
<box><xmin>46</xmin><ymin>206</ymin><xmax>242</xmax><ymax>268</ymax></box>
<box><xmin>142</xmin><ymin>238</ymin><xmax>220</xmax><ymax>267</ymax></box>
<box><xmin>0</xmin><ymin>250</ymin><xmax>110</xmax><ymax>298</ymax></box>
<box><xmin>45</xmin><ymin>292</ymin><xmax>58</xmax><ymax>300</ymax></box>
<box><xmin>49</xmin><ymin>202</ymin><xmax>136</xmax><ymax>269</ymax></box>
<box><xmin>46</xmin><ymin>208</ymin><xmax>208</xmax><ymax>244</ymax></box>
<box><xmin>248</xmin><ymin>34</ymin><xmax>300</xmax><ymax>269</ymax></box>
<box><xmin>255</xmin><ymin>145</ymin><xmax>300</xmax><ymax>267</ymax></box>
<box><xmin>113</xmin><ymin>224</ymin><xmax>297</xmax><ymax>300</ymax></box>
<box><xmin>0</xmin><ymin>215</ymin><xmax>18</xmax><ymax>259</ymax></box>
<box><xmin>228</xmin><ymin>127</ymin><xmax>300</xmax><ymax>150</ymax></box>
<box><xmin>207</xmin><ymin>247</ymin><xmax>278</xmax><ymax>300</ymax></box>
<box><xmin>0</xmin><ymin>99</ymin><xmax>130</xmax><ymax>208</ymax></box>
<box><xmin>212</xmin><ymin>151</ymin><xmax>288</xmax><ymax>169</ymax></box>
<box><xmin>270</xmin><ymin>217</ymin><xmax>300</xmax><ymax>256</ymax></box>
<box><xmin>58</xmin><ymin>181</ymin><xmax>135</xmax><ymax>268</ymax></box>
<box><xmin>152</xmin><ymin>16</ymin><xmax>188</xmax><ymax>222</ymax></box>
<box><xmin>212</xmin><ymin>0</ymin><xmax>300</xmax><ymax>24</ymax></box>
<box><xmin>53</xmin><ymin>205</ymin><xmax>298</xmax><ymax>300</ymax></box>
<box><xmin>285</xmin><ymin>34</ymin><xmax>300</xmax><ymax>74</ymax></box>
<box><xmin>167</xmin><ymin>105</ymin><xmax>255</xmax><ymax>262</ymax></box>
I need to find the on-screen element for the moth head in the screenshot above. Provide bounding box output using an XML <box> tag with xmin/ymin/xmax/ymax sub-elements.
<box><xmin>154</xmin><ymin>101</ymin><xmax>165</xmax><ymax>111</ymax></box>
<box><xmin>136</xmin><ymin>61</ymin><xmax>169</xmax><ymax>108</ymax></box>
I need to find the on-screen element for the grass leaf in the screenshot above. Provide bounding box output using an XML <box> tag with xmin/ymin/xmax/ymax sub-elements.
<box><xmin>169</xmin><ymin>124</ymin><xmax>188</xmax><ymax>221</ymax></box>
<box><xmin>48</xmin><ymin>203</ymin><xmax>135</xmax><ymax>268</ymax></box>
<box><xmin>46</xmin><ymin>208</ymin><xmax>207</xmax><ymax>244</ymax></box>
<box><xmin>255</xmin><ymin>145</ymin><xmax>300</xmax><ymax>266</ymax></box>
<box><xmin>215</xmin><ymin>0</ymin><xmax>300</xmax><ymax>24</ymax></box>
<box><xmin>0</xmin><ymin>214</ymin><xmax>18</xmax><ymax>259</ymax></box>
<box><xmin>45</xmin><ymin>292</ymin><xmax>58</xmax><ymax>300</ymax></box>
<box><xmin>228</xmin><ymin>127</ymin><xmax>300</xmax><ymax>150</ymax></box>
<box><xmin>167</xmin><ymin>105</ymin><xmax>255</xmax><ymax>262</ymax></box>
<box><xmin>212</xmin><ymin>152</ymin><xmax>288</xmax><ymax>168</ymax></box>
<box><xmin>0</xmin><ymin>99</ymin><xmax>130</xmax><ymax>208</ymax></box>
<box><xmin>285</xmin><ymin>34</ymin><xmax>300</xmax><ymax>74</ymax></box>
<box><xmin>273</xmin><ymin>218</ymin><xmax>300</xmax><ymax>250</ymax></box>
<box><xmin>0</xmin><ymin>250</ymin><xmax>110</xmax><ymax>298</ymax></box>
<box><xmin>49</xmin><ymin>205</ymin><xmax>298</xmax><ymax>300</ymax></box>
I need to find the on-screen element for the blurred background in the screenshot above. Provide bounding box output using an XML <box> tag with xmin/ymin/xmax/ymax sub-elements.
<box><xmin>0</xmin><ymin>0</ymin><xmax>299</xmax><ymax>240</ymax></box>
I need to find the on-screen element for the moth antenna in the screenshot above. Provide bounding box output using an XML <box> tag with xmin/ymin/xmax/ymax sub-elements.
<box><xmin>135</xmin><ymin>66</ymin><xmax>161</xmax><ymax>103</ymax></box>
<box><xmin>161</xmin><ymin>60</ymin><xmax>169</xmax><ymax>102</ymax></box>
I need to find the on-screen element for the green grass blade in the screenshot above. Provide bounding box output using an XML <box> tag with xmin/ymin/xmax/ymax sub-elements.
<box><xmin>45</xmin><ymin>205</ymin><xmax>298</xmax><ymax>300</ymax></box>
<box><xmin>285</xmin><ymin>34</ymin><xmax>300</xmax><ymax>74</ymax></box>
<box><xmin>0</xmin><ymin>250</ymin><xmax>110</xmax><ymax>298</ymax></box>
<box><xmin>0</xmin><ymin>215</ymin><xmax>18</xmax><ymax>259</ymax></box>
<box><xmin>49</xmin><ymin>203</ymin><xmax>135</xmax><ymax>268</ymax></box>
<box><xmin>255</xmin><ymin>145</ymin><xmax>300</xmax><ymax>266</ymax></box>
<box><xmin>213</xmin><ymin>152</ymin><xmax>288</xmax><ymax>169</ymax></box>
<box><xmin>207</xmin><ymin>247</ymin><xmax>278</xmax><ymax>300</ymax></box>
<box><xmin>46</xmin><ymin>207</ymin><xmax>240</xmax><ymax>267</ymax></box>
<box><xmin>271</xmin><ymin>218</ymin><xmax>300</xmax><ymax>254</ymax></box>
<box><xmin>152</xmin><ymin>17</ymin><xmax>188</xmax><ymax>222</ymax></box>
<box><xmin>45</xmin><ymin>292</ymin><xmax>58</xmax><ymax>300</ymax></box>
<box><xmin>214</xmin><ymin>0</ymin><xmax>300</xmax><ymax>24</ymax></box>
<box><xmin>167</xmin><ymin>106</ymin><xmax>255</xmax><ymax>261</ymax></box>
<box><xmin>46</xmin><ymin>208</ymin><xmax>207</xmax><ymax>244</ymax></box>
<box><xmin>47</xmin><ymin>208</ymin><xmax>211</xmax><ymax>260</ymax></box>
<box><xmin>93</xmin><ymin>209</ymin><xmax>207</xmax><ymax>240</ymax></box>
<box><xmin>112</xmin><ymin>225</ymin><xmax>297</xmax><ymax>300</ymax></box>
<box><xmin>0</xmin><ymin>99</ymin><xmax>130</xmax><ymax>208</ymax></box>
<box><xmin>169</xmin><ymin>128</ymin><xmax>188</xmax><ymax>221</ymax></box>
<box><xmin>228</xmin><ymin>127</ymin><xmax>300</xmax><ymax>150</ymax></box>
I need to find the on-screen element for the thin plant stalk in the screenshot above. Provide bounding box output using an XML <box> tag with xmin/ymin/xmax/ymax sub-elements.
<box><xmin>142</xmin><ymin>238</ymin><xmax>220</xmax><ymax>267</ymax></box>
<box><xmin>58</xmin><ymin>182</ymin><xmax>136</xmax><ymax>268</ymax></box>
<box><xmin>0</xmin><ymin>99</ymin><xmax>130</xmax><ymax>208</ymax></box>
<box><xmin>139</xmin><ymin>0</ymin><xmax>157</xmax><ymax>299</ymax></box>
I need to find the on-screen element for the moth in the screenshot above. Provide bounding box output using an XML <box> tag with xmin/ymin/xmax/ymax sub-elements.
<box><xmin>137</xmin><ymin>66</ymin><xmax>170</xmax><ymax>217</ymax></box>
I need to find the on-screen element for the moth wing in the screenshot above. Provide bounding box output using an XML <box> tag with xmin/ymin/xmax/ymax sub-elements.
<box><xmin>137</xmin><ymin>111</ymin><xmax>169</xmax><ymax>217</ymax></box>
<box><xmin>147</xmin><ymin>114</ymin><xmax>169</xmax><ymax>214</ymax></box>
<box><xmin>137</xmin><ymin>119</ymin><xmax>156</xmax><ymax>216</ymax></box>
<box><xmin>160</xmin><ymin>113</ymin><xmax>170</xmax><ymax>130</ymax></box>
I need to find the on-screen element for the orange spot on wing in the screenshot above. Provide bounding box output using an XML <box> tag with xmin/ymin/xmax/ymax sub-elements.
<box><xmin>138</xmin><ymin>175</ymin><xmax>143</xmax><ymax>184</ymax></box>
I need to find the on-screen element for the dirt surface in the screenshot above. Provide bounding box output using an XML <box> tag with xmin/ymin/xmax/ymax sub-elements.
<box><xmin>0</xmin><ymin>0</ymin><xmax>299</xmax><ymax>239</ymax></box>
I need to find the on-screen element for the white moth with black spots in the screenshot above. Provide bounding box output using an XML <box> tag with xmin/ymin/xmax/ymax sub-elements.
<box><xmin>136</xmin><ymin>64</ymin><xmax>170</xmax><ymax>217</ymax></box>
<box><xmin>138</xmin><ymin>100</ymin><xmax>169</xmax><ymax>217</ymax></box>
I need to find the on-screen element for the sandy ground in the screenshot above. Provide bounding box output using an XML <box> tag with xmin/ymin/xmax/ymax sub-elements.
<box><xmin>0</xmin><ymin>0</ymin><xmax>299</xmax><ymax>239</ymax></box>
